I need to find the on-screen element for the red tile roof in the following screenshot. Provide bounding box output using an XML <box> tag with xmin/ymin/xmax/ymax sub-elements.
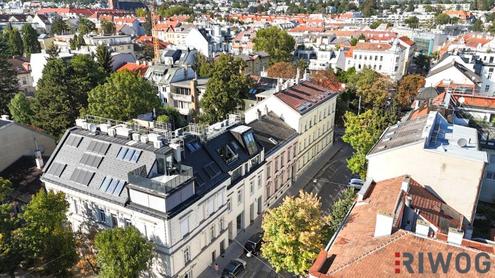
<box><xmin>451</xmin><ymin>94</ymin><xmax>495</xmax><ymax>109</ymax></box>
<box><xmin>289</xmin><ymin>25</ymin><xmax>325</xmax><ymax>33</ymax></box>
<box><xmin>353</xmin><ymin>42</ymin><xmax>392</xmax><ymax>51</ymax></box>
<box><xmin>117</xmin><ymin>63</ymin><xmax>149</xmax><ymax>77</ymax></box>
<box><xmin>274</xmin><ymin>80</ymin><xmax>338</xmax><ymax>114</ymax></box>
<box><xmin>309</xmin><ymin>176</ymin><xmax>494</xmax><ymax>277</ymax></box>
<box><xmin>398</xmin><ymin>36</ymin><xmax>415</xmax><ymax>47</ymax></box>
<box><xmin>36</xmin><ymin>8</ymin><xmax>95</xmax><ymax>16</ymax></box>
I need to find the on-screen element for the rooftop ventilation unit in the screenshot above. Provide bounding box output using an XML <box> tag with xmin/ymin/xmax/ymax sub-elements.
<box><xmin>153</xmin><ymin>140</ymin><xmax>163</xmax><ymax>149</ymax></box>
<box><xmin>140</xmin><ymin>135</ymin><xmax>149</xmax><ymax>144</ymax></box>
<box><xmin>75</xmin><ymin>118</ymin><xmax>87</xmax><ymax>129</ymax></box>
<box><xmin>99</xmin><ymin>123</ymin><xmax>111</xmax><ymax>134</ymax></box>
<box><xmin>132</xmin><ymin>133</ymin><xmax>141</xmax><ymax>142</ymax></box>
<box><xmin>116</xmin><ymin>126</ymin><xmax>132</xmax><ymax>138</ymax></box>
<box><xmin>457</xmin><ymin>138</ymin><xmax>468</xmax><ymax>147</ymax></box>
<box><xmin>107</xmin><ymin>128</ymin><xmax>116</xmax><ymax>137</ymax></box>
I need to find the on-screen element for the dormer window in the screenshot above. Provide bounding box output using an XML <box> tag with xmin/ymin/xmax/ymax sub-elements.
<box><xmin>243</xmin><ymin>131</ymin><xmax>258</xmax><ymax>155</ymax></box>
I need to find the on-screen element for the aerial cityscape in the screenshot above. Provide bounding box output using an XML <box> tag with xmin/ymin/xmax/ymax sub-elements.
<box><xmin>1</xmin><ymin>0</ymin><xmax>495</xmax><ymax>277</ymax></box>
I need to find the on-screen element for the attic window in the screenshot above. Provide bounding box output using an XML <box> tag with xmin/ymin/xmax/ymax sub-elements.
<box><xmin>243</xmin><ymin>131</ymin><xmax>258</xmax><ymax>155</ymax></box>
<box><xmin>217</xmin><ymin>144</ymin><xmax>237</xmax><ymax>164</ymax></box>
<box><xmin>99</xmin><ymin>176</ymin><xmax>126</xmax><ymax>196</ymax></box>
<box><xmin>186</xmin><ymin>142</ymin><xmax>201</xmax><ymax>152</ymax></box>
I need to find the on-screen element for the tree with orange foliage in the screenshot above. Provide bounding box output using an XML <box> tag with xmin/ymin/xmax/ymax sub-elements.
<box><xmin>267</xmin><ymin>61</ymin><xmax>297</xmax><ymax>79</ymax></box>
<box><xmin>310</xmin><ymin>70</ymin><xmax>342</xmax><ymax>91</ymax></box>
<box><xmin>395</xmin><ymin>74</ymin><xmax>425</xmax><ymax>108</ymax></box>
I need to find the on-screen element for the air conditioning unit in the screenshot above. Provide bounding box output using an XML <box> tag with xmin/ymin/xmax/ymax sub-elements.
<box><xmin>116</xmin><ymin>126</ymin><xmax>132</xmax><ymax>138</ymax></box>
<box><xmin>107</xmin><ymin>128</ymin><xmax>116</xmax><ymax>137</ymax></box>
<box><xmin>132</xmin><ymin>133</ymin><xmax>141</xmax><ymax>142</ymax></box>
<box><xmin>148</xmin><ymin>133</ymin><xmax>163</xmax><ymax>142</ymax></box>
<box><xmin>99</xmin><ymin>123</ymin><xmax>111</xmax><ymax>134</ymax></box>
<box><xmin>153</xmin><ymin>140</ymin><xmax>163</xmax><ymax>149</ymax></box>
<box><xmin>140</xmin><ymin>135</ymin><xmax>149</xmax><ymax>144</ymax></box>
<box><xmin>75</xmin><ymin>118</ymin><xmax>87</xmax><ymax>129</ymax></box>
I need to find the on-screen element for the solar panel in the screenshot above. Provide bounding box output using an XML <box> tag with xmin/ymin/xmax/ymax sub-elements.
<box><xmin>113</xmin><ymin>180</ymin><xmax>126</xmax><ymax>196</ymax></box>
<box><xmin>106</xmin><ymin>179</ymin><xmax>119</xmax><ymax>194</ymax></box>
<box><xmin>116</xmin><ymin>147</ymin><xmax>141</xmax><ymax>163</ymax></box>
<box><xmin>80</xmin><ymin>153</ymin><xmax>103</xmax><ymax>168</ymax></box>
<box><xmin>70</xmin><ymin>168</ymin><xmax>95</xmax><ymax>186</ymax></box>
<box><xmin>99</xmin><ymin>176</ymin><xmax>112</xmax><ymax>192</ymax></box>
<box><xmin>66</xmin><ymin>135</ymin><xmax>83</xmax><ymax>147</ymax></box>
<box><xmin>87</xmin><ymin>140</ymin><xmax>110</xmax><ymax>155</ymax></box>
<box><xmin>47</xmin><ymin>162</ymin><xmax>67</xmax><ymax>177</ymax></box>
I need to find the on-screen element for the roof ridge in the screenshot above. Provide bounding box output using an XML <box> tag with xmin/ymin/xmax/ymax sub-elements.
<box><xmin>329</xmin><ymin>231</ymin><xmax>408</xmax><ymax>274</ymax></box>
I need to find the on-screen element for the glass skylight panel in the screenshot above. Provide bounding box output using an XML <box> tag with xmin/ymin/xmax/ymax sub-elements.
<box><xmin>87</xmin><ymin>140</ymin><xmax>110</xmax><ymax>155</ymax></box>
<box><xmin>116</xmin><ymin>147</ymin><xmax>141</xmax><ymax>163</ymax></box>
<box><xmin>116</xmin><ymin>147</ymin><xmax>128</xmax><ymax>160</ymax></box>
<box><xmin>243</xmin><ymin>131</ymin><xmax>258</xmax><ymax>155</ymax></box>
<box><xmin>66</xmin><ymin>135</ymin><xmax>82</xmax><ymax>147</ymax></box>
<box><xmin>130</xmin><ymin>150</ymin><xmax>141</xmax><ymax>163</ymax></box>
<box><xmin>123</xmin><ymin>148</ymin><xmax>135</xmax><ymax>161</ymax></box>
<box><xmin>80</xmin><ymin>153</ymin><xmax>103</xmax><ymax>168</ymax></box>
<box><xmin>70</xmin><ymin>168</ymin><xmax>95</xmax><ymax>186</ymax></box>
<box><xmin>106</xmin><ymin>179</ymin><xmax>119</xmax><ymax>194</ymax></box>
<box><xmin>99</xmin><ymin>177</ymin><xmax>112</xmax><ymax>192</ymax></box>
<box><xmin>113</xmin><ymin>180</ymin><xmax>126</xmax><ymax>196</ymax></box>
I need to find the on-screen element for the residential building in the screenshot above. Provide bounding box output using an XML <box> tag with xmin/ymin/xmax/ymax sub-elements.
<box><xmin>366</xmin><ymin>111</ymin><xmax>487</xmax><ymax>223</ymax></box>
<box><xmin>245</xmin><ymin>79</ymin><xmax>339</xmax><ymax>176</ymax></box>
<box><xmin>309</xmin><ymin>49</ymin><xmax>346</xmax><ymax>71</ymax></box>
<box><xmin>0</xmin><ymin>116</ymin><xmax>56</xmax><ymax>172</ymax></box>
<box><xmin>31</xmin><ymin>14</ymin><xmax>51</xmax><ymax>33</ymax></box>
<box><xmin>236</xmin><ymin>52</ymin><xmax>270</xmax><ymax>76</ymax></box>
<box><xmin>309</xmin><ymin>176</ymin><xmax>494</xmax><ymax>277</ymax></box>
<box><xmin>345</xmin><ymin>39</ymin><xmax>407</xmax><ymax>80</ymax></box>
<box><xmin>8</xmin><ymin>56</ymin><xmax>34</xmax><ymax>94</ymax></box>
<box><xmin>248</xmin><ymin>112</ymin><xmax>298</xmax><ymax>209</ymax></box>
<box><xmin>425</xmin><ymin>58</ymin><xmax>481</xmax><ymax>95</ymax></box>
<box><xmin>41</xmin><ymin>114</ymin><xmax>268</xmax><ymax>278</ymax></box>
<box><xmin>168</xmin><ymin>78</ymin><xmax>208</xmax><ymax>116</ymax></box>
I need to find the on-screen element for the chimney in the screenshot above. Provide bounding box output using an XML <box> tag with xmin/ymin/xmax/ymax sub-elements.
<box><xmin>34</xmin><ymin>150</ymin><xmax>44</xmax><ymax>169</ymax></box>
<box><xmin>405</xmin><ymin>195</ymin><xmax>412</xmax><ymax>207</ymax></box>
<box><xmin>170</xmin><ymin>139</ymin><xmax>182</xmax><ymax>163</ymax></box>
<box><xmin>295</xmin><ymin>67</ymin><xmax>301</xmax><ymax>84</ymax></box>
<box><xmin>357</xmin><ymin>179</ymin><xmax>373</xmax><ymax>202</ymax></box>
<box><xmin>415</xmin><ymin>219</ymin><xmax>430</xmax><ymax>237</ymax></box>
<box><xmin>401</xmin><ymin>176</ymin><xmax>410</xmax><ymax>192</ymax></box>
<box><xmin>374</xmin><ymin>212</ymin><xmax>393</xmax><ymax>237</ymax></box>
<box><xmin>190</xmin><ymin>79</ymin><xmax>199</xmax><ymax>113</ymax></box>
<box><xmin>447</xmin><ymin>227</ymin><xmax>464</xmax><ymax>246</ymax></box>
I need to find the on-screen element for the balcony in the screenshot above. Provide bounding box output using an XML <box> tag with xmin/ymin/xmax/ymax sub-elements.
<box><xmin>128</xmin><ymin>165</ymin><xmax>194</xmax><ymax>196</ymax></box>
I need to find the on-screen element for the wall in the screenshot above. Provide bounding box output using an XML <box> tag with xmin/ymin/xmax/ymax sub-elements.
<box><xmin>0</xmin><ymin>122</ymin><xmax>56</xmax><ymax>172</ymax></box>
<box><xmin>480</xmin><ymin>149</ymin><xmax>495</xmax><ymax>203</ymax></box>
<box><xmin>367</xmin><ymin>143</ymin><xmax>485</xmax><ymax>223</ymax></box>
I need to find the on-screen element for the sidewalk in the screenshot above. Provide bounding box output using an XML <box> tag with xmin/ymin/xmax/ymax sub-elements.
<box><xmin>198</xmin><ymin>140</ymin><xmax>345</xmax><ymax>278</ymax></box>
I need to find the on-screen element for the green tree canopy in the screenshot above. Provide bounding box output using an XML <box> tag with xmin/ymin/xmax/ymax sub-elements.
<box><xmin>435</xmin><ymin>13</ymin><xmax>451</xmax><ymax>25</ymax></box>
<box><xmin>51</xmin><ymin>17</ymin><xmax>69</xmax><ymax>35</ymax></box>
<box><xmin>261</xmin><ymin>191</ymin><xmax>330</xmax><ymax>275</ymax></box>
<box><xmin>200</xmin><ymin>54</ymin><xmax>251</xmax><ymax>123</ymax></box>
<box><xmin>349</xmin><ymin>68</ymin><xmax>391</xmax><ymax>108</ymax></box>
<box><xmin>87</xmin><ymin>70</ymin><xmax>160</xmax><ymax>121</ymax></box>
<box><xmin>15</xmin><ymin>190</ymin><xmax>77</xmax><ymax>276</ymax></box>
<box><xmin>253</xmin><ymin>26</ymin><xmax>295</xmax><ymax>63</ymax></box>
<box><xmin>21</xmin><ymin>24</ymin><xmax>41</xmax><ymax>56</ymax></box>
<box><xmin>101</xmin><ymin>20</ymin><xmax>116</xmax><ymax>35</ymax></box>
<box><xmin>158</xmin><ymin>4</ymin><xmax>193</xmax><ymax>17</ymax></box>
<box><xmin>472</xmin><ymin>19</ymin><xmax>484</xmax><ymax>32</ymax></box>
<box><xmin>96</xmin><ymin>44</ymin><xmax>113</xmax><ymax>76</ymax></box>
<box><xmin>5</xmin><ymin>27</ymin><xmax>23</xmax><ymax>56</ymax></box>
<box><xmin>0</xmin><ymin>57</ymin><xmax>18</xmax><ymax>114</ymax></box>
<box><xmin>8</xmin><ymin>92</ymin><xmax>32</xmax><ymax>125</ymax></box>
<box><xmin>70</xmin><ymin>54</ymin><xmax>106</xmax><ymax>111</ymax></box>
<box><xmin>193</xmin><ymin>53</ymin><xmax>213</xmax><ymax>78</ymax></box>
<box><xmin>405</xmin><ymin>16</ymin><xmax>420</xmax><ymax>28</ymax></box>
<box><xmin>267</xmin><ymin>61</ymin><xmax>297</xmax><ymax>79</ymax></box>
<box><xmin>328</xmin><ymin>188</ymin><xmax>356</xmax><ymax>235</ymax></box>
<box><xmin>395</xmin><ymin>74</ymin><xmax>425</xmax><ymax>108</ymax></box>
<box><xmin>31</xmin><ymin>59</ymin><xmax>78</xmax><ymax>137</ymax></box>
<box><xmin>78</xmin><ymin>18</ymin><xmax>96</xmax><ymax>35</ymax></box>
<box><xmin>95</xmin><ymin>226</ymin><xmax>153</xmax><ymax>278</ymax></box>
<box><xmin>360</xmin><ymin>0</ymin><xmax>376</xmax><ymax>17</ymax></box>
<box><xmin>156</xmin><ymin>105</ymin><xmax>187</xmax><ymax>129</ymax></box>
<box><xmin>342</xmin><ymin>109</ymin><xmax>392</xmax><ymax>178</ymax></box>
<box><xmin>0</xmin><ymin>178</ymin><xmax>20</xmax><ymax>276</ymax></box>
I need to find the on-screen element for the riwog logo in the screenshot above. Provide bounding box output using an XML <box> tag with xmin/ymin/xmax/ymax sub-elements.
<box><xmin>395</xmin><ymin>252</ymin><xmax>493</xmax><ymax>274</ymax></box>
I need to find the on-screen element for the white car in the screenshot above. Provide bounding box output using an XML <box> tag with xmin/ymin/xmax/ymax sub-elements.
<box><xmin>348</xmin><ymin>178</ymin><xmax>364</xmax><ymax>190</ymax></box>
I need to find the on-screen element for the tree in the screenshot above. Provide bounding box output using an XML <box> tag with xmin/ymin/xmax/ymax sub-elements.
<box><xmin>405</xmin><ymin>16</ymin><xmax>419</xmax><ymax>28</ymax></box>
<box><xmin>267</xmin><ymin>61</ymin><xmax>297</xmax><ymax>79</ymax></box>
<box><xmin>472</xmin><ymin>19</ymin><xmax>484</xmax><ymax>32</ymax></box>
<box><xmin>435</xmin><ymin>13</ymin><xmax>451</xmax><ymax>25</ymax></box>
<box><xmin>349</xmin><ymin>68</ymin><xmax>391</xmax><ymax>108</ymax></box>
<box><xmin>369</xmin><ymin>20</ymin><xmax>384</xmax><ymax>29</ymax></box>
<box><xmin>262</xmin><ymin>191</ymin><xmax>330</xmax><ymax>275</ymax></box>
<box><xmin>0</xmin><ymin>58</ymin><xmax>18</xmax><ymax>114</ymax></box>
<box><xmin>135</xmin><ymin>7</ymin><xmax>148</xmax><ymax>17</ymax></box>
<box><xmin>8</xmin><ymin>92</ymin><xmax>32</xmax><ymax>125</ymax></box>
<box><xmin>70</xmin><ymin>54</ymin><xmax>106</xmax><ymax>111</ymax></box>
<box><xmin>21</xmin><ymin>24</ymin><xmax>41</xmax><ymax>56</ymax></box>
<box><xmin>96</xmin><ymin>45</ymin><xmax>113</xmax><ymax>76</ymax></box>
<box><xmin>253</xmin><ymin>26</ymin><xmax>295</xmax><ymax>63</ymax></box>
<box><xmin>78</xmin><ymin>18</ymin><xmax>96</xmax><ymax>35</ymax></box>
<box><xmin>5</xmin><ymin>28</ymin><xmax>23</xmax><ymax>56</ymax></box>
<box><xmin>156</xmin><ymin>105</ymin><xmax>187</xmax><ymax>129</ymax></box>
<box><xmin>70</xmin><ymin>33</ymin><xmax>85</xmax><ymax>50</ymax></box>
<box><xmin>311</xmin><ymin>69</ymin><xmax>341</xmax><ymax>91</ymax></box>
<box><xmin>360</xmin><ymin>0</ymin><xmax>376</xmax><ymax>17</ymax></box>
<box><xmin>193</xmin><ymin>53</ymin><xmax>212</xmax><ymax>78</ymax></box>
<box><xmin>342</xmin><ymin>109</ymin><xmax>390</xmax><ymax>178</ymax></box>
<box><xmin>328</xmin><ymin>188</ymin><xmax>356</xmax><ymax>235</ymax></box>
<box><xmin>51</xmin><ymin>17</ymin><xmax>68</xmax><ymax>35</ymax></box>
<box><xmin>101</xmin><ymin>20</ymin><xmax>116</xmax><ymax>35</ymax></box>
<box><xmin>46</xmin><ymin>44</ymin><xmax>60</xmax><ymax>59</ymax></box>
<box><xmin>350</xmin><ymin>36</ymin><xmax>358</xmax><ymax>46</ymax></box>
<box><xmin>395</xmin><ymin>74</ymin><xmax>425</xmax><ymax>108</ymax></box>
<box><xmin>31</xmin><ymin>59</ymin><xmax>77</xmax><ymax>137</ymax></box>
<box><xmin>414</xmin><ymin>53</ymin><xmax>431</xmax><ymax>75</ymax></box>
<box><xmin>86</xmin><ymin>70</ymin><xmax>160</xmax><ymax>121</ymax></box>
<box><xmin>200</xmin><ymin>54</ymin><xmax>251</xmax><ymax>123</ymax></box>
<box><xmin>0</xmin><ymin>178</ymin><xmax>21</xmax><ymax>276</ymax></box>
<box><xmin>95</xmin><ymin>226</ymin><xmax>153</xmax><ymax>278</ymax></box>
<box><xmin>15</xmin><ymin>190</ymin><xmax>77</xmax><ymax>276</ymax></box>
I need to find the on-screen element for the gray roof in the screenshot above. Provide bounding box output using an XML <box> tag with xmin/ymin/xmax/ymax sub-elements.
<box><xmin>368</xmin><ymin>116</ymin><xmax>428</xmax><ymax>156</ymax></box>
<box><xmin>427</xmin><ymin>60</ymin><xmax>481</xmax><ymax>84</ymax></box>
<box><xmin>416</xmin><ymin>87</ymin><xmax>438</xmax><ymax>101</ymax></box>
<box><xmin>248</xmin><ymin>112</ymin><xmax>297</xmax><ymax>155</ymax></box>
<box><xmin>0</xmin><ymin>120</ymin><xmax>12</xmax><ymax>128</ymax></box>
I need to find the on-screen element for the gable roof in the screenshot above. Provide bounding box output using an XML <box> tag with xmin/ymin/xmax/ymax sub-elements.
<box><xmin>247</xmin><ymin>112</ymin><xmax>297</xmax><ymax>155</ymax></box>
<box><xmin>274</xmin><ymin>80</ymin><xmax>338</xmax><ymax>114</ymax></box>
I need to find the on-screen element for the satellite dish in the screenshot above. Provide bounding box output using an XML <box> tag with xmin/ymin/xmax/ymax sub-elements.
<box><xmin>457</xmin><ymin>138</ymin><xmax>468</xmax><ymax>147</ymax></box>
<box><xmin>458</xmin><ymin>97</ymin><xmax>465</xmax><ymax>104</ymax></box>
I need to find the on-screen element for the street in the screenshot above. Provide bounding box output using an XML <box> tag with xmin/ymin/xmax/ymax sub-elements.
<box><xmin>199</xmin><ymin>137</ymin><xmax>354</xmax><ymax>278</ymax></box>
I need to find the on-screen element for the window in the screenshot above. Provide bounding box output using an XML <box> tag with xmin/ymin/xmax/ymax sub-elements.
<box><xmin>180</xmin><ymin>217</ymin><xmax>190</xmax><ymax>238</ymax></box>
<box><xmin>257</xmin><ymin>175</ymin><xmax>262</xmax><ymax>189</ymax></box>
<box><xmin>183</xmin><ymin>246</ymin><xmax>191</xmax><ymax>264</ymax></box>
<box><xmin>227</xmin><ymin>198</ymin><xmax>232</xmax><ymax>212</ymax></box>
<box><xmin>124</xmin><ymin>218</ymin><xmax>132</xmax><ymax>227</ymax></box>
<box><xmin>111</xmin><ymin>214</ymin><xmax>118</xmax><ymax>227</ymax></box>
<box><xmin>490</xmin><ymin>57</ymin><xmax>494</xmax><ymax>63</ymax></box>
<box><xmin>219</xmin><ymin>218</ymin><xmax>224</xmax><ymax>230</ymax></box>
<box><xmin>210</xmin><ymin>225</ymin><xmax>216</xmax><ymax>242</ymax></box>
<box><xmin>98</xmin><ymin>209</ymin><xmax>106</xmax><ymax>223</ymax></box>
<box><xmin>274</xmin><ymin>157</ymin><xmax>279</xmax><ymax>172</ymax></box>
<box><xmin>266</xmin><ymin>162</ymin><xmax>271</xmax><ymax>178</ymax></box>
<box><xmin>243</xmin><ymin>131</ymin><xmax>258</xmax><ymax>155</ymax></box>
<box><xmin>486</xmin><ymin>171</ymin><xmax>495</xmax><ymax>180</ymax></box>
<box><xmin>250</xmin><ymin>180</ymin><xmax>254</xmax><ymax>195</ymax></box>
<box><xmin>217</xmin><ymin>144</ymin><xmax>237</xmax><ymax>164</ymax></box>
<box><xmin>237</xmin><ymin>190</ymin><xmax>243</xmax><ymax>205</ymax></box>
<box><xmin>486</xmin><ymin>85</ymin><xmax>490</xmax><ymax>92</ymax></box>
<box><xmin>380</xmin><ymin>56</ymin><xmax>383</xmax><ymax>61</ymax></box>
<box><xmin>231</xmin><ymin>166</ymin><xmax>242</xmax><ymax>181</ymax></box>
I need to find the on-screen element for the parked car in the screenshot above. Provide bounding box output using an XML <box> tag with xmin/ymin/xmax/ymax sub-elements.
<box><xmin>222</xmin><ymin>258</ymin><xmax>247</xmax><ymax>278</ymax></box>
<box><xmin>244</xmin><ymin>232</ymin><xmax>263</xmax><ymax>256</ymax></box>
<box><xmin>348</xmin><ymin>178</ymin><xmax>364</xmax><ymax>190</ymax></box>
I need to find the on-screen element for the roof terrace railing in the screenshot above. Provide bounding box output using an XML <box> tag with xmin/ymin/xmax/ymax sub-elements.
<box><xmin>128</xmin><ymin>165</ymin><xmax>193</xmax><ymax>195</ymax></box>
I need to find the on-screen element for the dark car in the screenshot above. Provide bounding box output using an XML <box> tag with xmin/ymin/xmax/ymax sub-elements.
<box><xmin>222</xmin><ymin>259</ymin><xmax>247</xmax><ymax>278</ymax></box>
<box><xmin>244</xmin><ymin>232</ymin><xmax>263</xmax><ymax>256</ymax></box>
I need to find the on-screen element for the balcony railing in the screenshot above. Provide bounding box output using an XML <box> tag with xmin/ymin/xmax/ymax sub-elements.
<box><xmin>128</xmin><ymin>165</ymin><xmax>193</xmax><ymax>195</ymax></box>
